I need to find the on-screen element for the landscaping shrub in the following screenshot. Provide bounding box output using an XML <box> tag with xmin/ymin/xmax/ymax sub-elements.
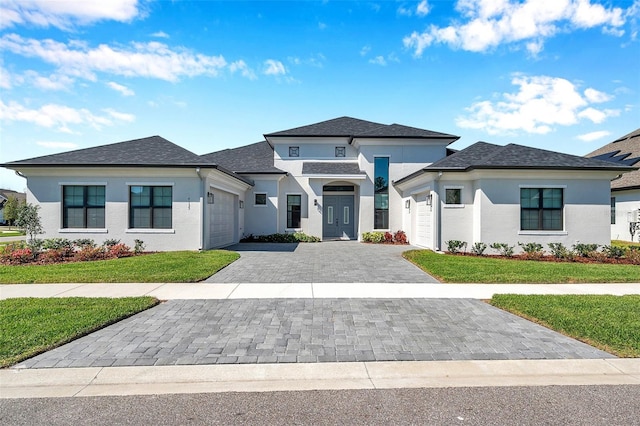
<box><xmin>548</xmin><ymin>243</ymin><xmax>573</xmax><ymax>260</ymax></box>
<box><xmin>241</xmin><ymin>232</ymin><xmax>320</xmax><ymax>243</ymax></box>
<box><xmin>134</xmin><ymin>239</ymin><xmax>146</xmax><ymax>254</ymax></box>
<box><xmin>573</xmin><ymin>243</ymin><xmax>600</xmax><ymax>258</ymax></box>
<box><xmin>490</xmin><ymin>242</ymin><xmax>515</xmax><ymax>257</ymax></box>
<box><xmin>446</xmin><ymin>240</ymin><xmax>467</xmax><ymax>254</ymax></box>
<box><xmin>384</xmin><ymin>232</ymin><xmax>394</xmax><ymax>243</ymax></box>
<box><xmin>103</xmin><ymin>239</ymin><xmax>121</xmax><ymax>248</ymax></box>
<box><xmin>626</xmin><ymin>249</ymin><xmax>640</xmax><ymax>265</ymax></box>
<box><xmin>74</xmin><ymin>239</ymin><xmax>96</xmax><ymax>249</ymax></box>
<box><xmin>393</xmin><ymin>230</ymin><xmax>408</xmax><ymax>244</ymax></box>
<box><xmin>40</xmin><ymin>249</ymin><xmax>67</xmax><ymax>264</ymax></box>
<box><xmin>42</xmin><ymin>238</ymin><xmax>74</xmax><ymax>258</ymax></box>
<box><xmin>74</xmin><ymin>246</ymin><xmax>105</xmax><ymax>262</ymax></box>
<box><xmin>9</xmin><ymin>247</ymin><xmax>33</xmax><ymax>264</ymax></box>
<box><xmin>362</xmin><ymin>232</ymin><xmax>385</xmax><ymax>243</ymax></box>
<box><xmin>292</xmin><ymin>232</ymin><xmax>321</xmax><ymax>243</ymax></box>
<box><xmin>602</xmin><ymin>245</ymin><xmax>625</xmax><ymax>259</ymax></box>
<box><xmin>519</xmin><ymin>242</ymin><xmax>544</xmax><ymax>259</ymax></box>
<box><xmin>108</xmin><ymin>243</ymin><xmax>133</xmax><ymax>258</ymax></box>
<box><xmin>470</xmin><ymin>242</ymin><xmax>487</xmax><ymax>256</ymax></box>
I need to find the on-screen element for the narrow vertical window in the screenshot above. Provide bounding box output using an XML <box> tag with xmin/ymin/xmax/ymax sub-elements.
<box><xmin>327</xmin><ymin>206</ymin><xmax>333</xmax><ymax>224</ymax></box>
<box><xmin>611</xmin><ymin>197</ymin><xmax>616</xmax><ymax>225</ymax></box>
<box><xmin>343</xmin><ymin>206</ymin><xmax>349</xmax><ymax>225</ymax></box>
<box><xmin>287</xmin><ymin>194</ymin><xmax>301</xmax><ymax>228</ymax></box>
<box><xmin>63</xmin><ymin>185</ymin><xmax>105</xmax><ymax>228</ymax></box>
<box><xmin>374</xmin><ymin>157</ymin><xmax>389</xmax><ymax>229</ymax></box>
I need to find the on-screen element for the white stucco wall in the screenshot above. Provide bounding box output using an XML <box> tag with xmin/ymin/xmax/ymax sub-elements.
<box><xmin>467</xmin><ymin>173</ymin><xmax>615</xmax><ymax>252</ymax></box>
<box><xmin>243</xmin><ymin>175</ymin><xmax>281</xmax><ymax>237</ymax></box>
<box><xmin>19</xmin><ymin>166</ymin><xmax>251</xmax><ymax>252</ymax></box>
<box><xmin>611</xmin><ymin>189</ymin><xmax>640</xmax><ymax>242</ymax></box>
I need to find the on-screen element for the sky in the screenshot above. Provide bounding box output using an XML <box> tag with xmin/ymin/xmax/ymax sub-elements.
<box><xmin>1</xmin><ymin>0</ymin><xmax>639</xmax><ymax>192</ymax></box>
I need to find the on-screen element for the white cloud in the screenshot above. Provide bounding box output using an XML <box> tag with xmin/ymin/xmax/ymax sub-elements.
<box><xmin>456</xmin><ymin>75</ymin><xmax>618</xmax><ymax>135</ymax></box>
<box><xmin>404</xmin><ymin>0</ymin><xmax>628</xmax><ymax>56</ymax></box>
<box><xmin>577</xmin><ymin>107</ymin><xmax>619</xmax><ymax>123</ymax></box>
<box><xmin>0</xmin><ymin>34</ymin><xmax>228</xmax><ymax>83</ymax></box>
<box><xmin>584</xmin><ymin>87</ymin><xmax>612</xmax><ymax>103</ymax></box>
<box><xmin>360</xmin><ymin>45</ymin><xmax>371</xmax><ymax>56</ymax></box>
<box><xmin>263</xmin><ymin>59</ymin><xmax>286</xmax><ymax>76</ymax></box>
<box><xmin>36</xmin><ymin>141</ymin><xmax>79</xmax><ymax>150</ymax></box>
<box><xmin>229</xmin><ymin>60</ymin><xmax>257</xmax><ymax>80</ymax></box>
<box><xmin>28</xmin><ymin>72</ymin><xmax>75</xmax><ymax>91</ymax></box>
<box><xmin>0</xmin><ymin>64</ymin><xmax>12</xmax><ymax>89</ymax></box>
<box><xmin>576</xmin><ymin>130</ymin><xmax>611</xmax><ymax>142</ymax></box>
<box><xmin>0</xmin><ymin>0</ymin><xmax>140</xmax><ymax>30</ymax></box>
<box><xmin>151</xmin><ymin>31</ymin><xmax>169</xmax><ymax>39</ymax></box>
<box><xmin>318</xmin><ymin>22</ymin><xmax>327</xmax><ymax>30</ymax></box>
<box><xmin>417</xmin><ymin>0</ymin><xmax>431</xmax><ymax>17</ymax></box>
<box><xmin>107</xmin><ymin>81</ymin><xmax>135</xmax><ymax>96</ymax></box>
<box><xmin>369</xmin><ymin>56</ymin><xmax>387</xmax><ymax>66</ymax></box>
<box><xmin>0</xmin><ymin>100</ymin><xmax>133</xmax><ymax>132</ymax></box>
<box><xmin>103</xmin><ymin>108</ymin><xmax>135</xmax><ymax>122</ymax></box>
<box><xmin>287</xmin><ymin>54</ymin><xmax>325</xmax><ymax>68</ymax></box>
<box><xmin>397</xmin><ymin>5</ymin><xmax>413</xmax><ymax>16</ymax></box>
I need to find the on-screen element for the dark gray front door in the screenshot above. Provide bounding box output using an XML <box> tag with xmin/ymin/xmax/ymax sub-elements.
<box><xmin>323</xmin><ymin>195</ymin><xmax>355</xmax><ymax>239</ymax></box>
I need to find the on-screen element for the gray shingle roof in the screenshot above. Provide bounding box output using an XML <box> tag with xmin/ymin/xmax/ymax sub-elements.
<box><xmin>2</xmin><ymin>136</ymin><xmax>253</xmax><ymax>185</ymax></box>
<box><xmin>3</xmin><ymin>136</ymin><xmax>212</xmax><ymax>167</ymax></box>
<box><xmin>200</xmin><ymin>141</ymin><xmax>285</xmax><ymax>174</ymax></box>
<box><xmin>585</xmin><ymin>128</ymin><xmax>640</xmax><ymax>190</ymax></box>
<box><xmin>395</xmin><ymin>141</ymin><xmax>634</xmax><ymax>185</ymax></box>
<box><xmin>427</xmin><ymin>142</ymin><xmax>635</xmax><ymax>171</ymax></box>
<box><xmin>302</xmin><ymin>162</ymin><xmax>365</xmax><ymax>175</ymax></box>
<box><xmin>265</xmin><ymin>116</ymin><xmax>459</xmax><ymax>140</ymax></box>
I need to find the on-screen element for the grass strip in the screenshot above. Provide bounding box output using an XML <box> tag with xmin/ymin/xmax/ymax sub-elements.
<box><xmin>403</xmin><ymin>250</ymin><xmax>640</xmax><ymax>283</ymax></box>
<box><xmin>490</xmin><ymin>294</ymin><xmax>640</xmax><ymax>357</ymax></box>
<box><xmin>0</xmin><ymin>250</ymin><xmax>240</xmax><ymax>284</ymax></box>
<box><xmin>0</xmin><ymin>297</ymin><xmax>159</xmax><ymax>367</ymax></box>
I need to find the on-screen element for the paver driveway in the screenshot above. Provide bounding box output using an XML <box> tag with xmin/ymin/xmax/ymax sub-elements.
<box><xmin>205</xmin><ymin>241</ymin><xmax>438</xmax><ymax>283</ymax></box>
<box><xmin>16</xmin><ymin>299</ymin><xmax>613</xmax><ymax>369</ymax></box>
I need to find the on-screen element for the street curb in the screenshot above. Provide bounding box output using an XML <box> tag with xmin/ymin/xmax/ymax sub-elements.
<box><xmin>3</xmin><ymin>359</ymin><xmax>639</xmax><ymax>398</ymax></box>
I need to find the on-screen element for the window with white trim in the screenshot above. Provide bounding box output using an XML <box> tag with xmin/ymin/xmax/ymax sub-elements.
<box><xmin>287</xmin><ymin>194</ymin><xmax>301</xmax><ymax>228</ymax></box>
<box><xmin>520</xmin><ymin>188</ymin><xmax>563</xmax><ymax>231</ymax></box>
<box><xmin>129</xmin><ymin>186</ymin><xmax>172</xmax><ymax>229</ymax></box>
<box><xmin>63</xmin><ymin>185</ymin><xmax>105</xmax><ymax>228</ymax></box>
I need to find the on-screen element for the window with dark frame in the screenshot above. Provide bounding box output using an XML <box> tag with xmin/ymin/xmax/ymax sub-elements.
<box><xmin>520</xmin><ymin>188</ymin><xmax>563</xmax><ymax>231</ymax></box>
<box><xmin>287</xmin><ymin>194</ymin><xmax>301</xmax><ymax>228</ymax></box>
<box><xmin>611</xmin><ymin>197</ymin><xmax>616</xmax><ymax>224</ymax></box>
<box><xmin>374</xmin><ymin>157</ymin><xmax>389</xmax><ymax>229</ymax></box>
<box><xmin>255</xmin><ymin>193</ymin><xmax>267</xmax><ymax>206</ymax></box>
<box><xmin>63</xmin><ymin>185</ymin><xmax>105</xmax><ymax>228</ymax></box>
<box><xmin>289</xmin><ymin>146</ymin><xmax>299</xmax><ymax>157</ymax></box>
<box><xmin>445</xmin><ymin>188</ymin><xmax>462</xmax><ymax>204</ymax></box>
<box><xmin>129</xmin><ymin>186</ymin><xmax>172</xmax><ymax>229</ymax></box>
<box><xmin>335</xmin><ymin>146</ymin><xmax>346</xmax><ymax>157</ymax></box>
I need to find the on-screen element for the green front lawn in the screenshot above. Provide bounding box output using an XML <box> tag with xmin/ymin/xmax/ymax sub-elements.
<box><xmin>490</xmin><ymin>294</ymin><xmax>640</xmax><ymax>357</ymax></box>
<box><xmin>0</xmin><ymin>231</ymin><xmax>25</xmax><ymax>237</ymax></box>
<box><xmin>0</xmin><ymin>297</ymin><xmax>159</xmax><ymax>367</ymax></box>
<box><xmin>404</xmin><ymin>250</ymin><xmax>640</xmax><ymax>283</ymax></box>
<box><xmin>0</xmin><ymin>250</ymin><xmax>240</xmax><ymax>283</ymax></box>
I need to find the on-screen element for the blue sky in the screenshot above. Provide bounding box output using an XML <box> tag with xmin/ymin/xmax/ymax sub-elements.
<box><xmin>1</xmin><ymin>0</ymin><xmax>639</xmax><ymax>191</ymax></box>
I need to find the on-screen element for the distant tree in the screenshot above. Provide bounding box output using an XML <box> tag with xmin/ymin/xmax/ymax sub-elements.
<box><xmin>3</xmin><ymin>195</ymin><xmax>22</xmax><ymax>227</ymax></box>
<box><xmin>16</xmin><ymin>203</ymin><xmax>44</xmax><ymax>243</ymax></box>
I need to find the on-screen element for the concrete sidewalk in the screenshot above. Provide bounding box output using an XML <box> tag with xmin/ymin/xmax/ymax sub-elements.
<box><xmin>2</xmin><ymin>282</ymin><xmax>640</xmax><ymax>300</ymax></box>
<box><xmin>3</xmin><ymin>359</ymin><xmax>640</xmax><ymax>398</ymax></box>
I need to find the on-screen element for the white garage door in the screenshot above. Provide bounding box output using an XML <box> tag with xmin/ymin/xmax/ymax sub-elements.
<box><xmin>208</xmin><ymin>188</ymin><xmax>236</xmax><ymax>248</ymax></box>
<box><xmin>415</xmin><ymin>192</ymin><xmax>431</xmax><ymax>248</ymax></box>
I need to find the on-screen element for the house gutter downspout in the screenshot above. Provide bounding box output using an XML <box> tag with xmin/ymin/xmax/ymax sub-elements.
<box><xmin>433</xmin><ymin>171</ymin><xmax>443</xmax><ymax>252</ymax></box>
<box><xmin>196</xmin><ymin>167</ymin><xmax>205</xmax><ymax>251</ymax></box>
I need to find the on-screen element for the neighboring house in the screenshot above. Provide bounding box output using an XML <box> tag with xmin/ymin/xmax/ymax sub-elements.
<box><xmin>0</xmin><ymin>189</ymin><xmax>26</xmax><ymax>225</ymax></box>
<box><xmin>2</xmin><ymin>117</ymin><xmax>633</xmax><ymax>251</ymax></box>
<box><xmin>586</xmin><ymin>128</ymin><xmax>640</xmax><ymax>242</ymax></box>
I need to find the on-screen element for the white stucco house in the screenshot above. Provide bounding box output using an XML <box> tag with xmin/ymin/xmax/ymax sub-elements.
<box><xmin>586</xmin><ymin>128</ymin><xmax>640</xmax><ymax>242</ymax></box>
<box><xmin>2</xmin><ymin>117</ymin><xmax>633</xmax><ymax>252</ymax></box>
